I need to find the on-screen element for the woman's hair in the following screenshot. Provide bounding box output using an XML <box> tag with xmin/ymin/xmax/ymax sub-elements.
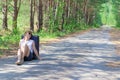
<box><xmin>24</xmin><ymin>30</ymin><xmax>32</xmax><ymax>37</ymax></box>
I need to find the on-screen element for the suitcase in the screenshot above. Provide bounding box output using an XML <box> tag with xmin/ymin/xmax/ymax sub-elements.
<box><xmin>31</xmin><ymin>35</ymin><xmax>39</xmax><ymax>59</ymax></box>
<box><xmin>22</xmin><ymin>35</ymin><xmax>39</xmax><ymax>59</ymax></box>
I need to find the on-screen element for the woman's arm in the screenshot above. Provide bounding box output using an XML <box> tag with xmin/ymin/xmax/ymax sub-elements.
<box><xmin>32</xmin><ymin>41</ymin><xmax>41</xmax><ymax>60</ymax></box>
<box><xmin>19</xmin><ymin>40</ymin><xmax>22</xmax><ymax>50</ymax></box>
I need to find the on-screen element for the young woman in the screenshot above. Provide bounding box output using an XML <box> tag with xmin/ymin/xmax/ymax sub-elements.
<box><xmin>16</xmin><ymin>30</ymin><xmax>40</xmax><ymax>65</ymax></box>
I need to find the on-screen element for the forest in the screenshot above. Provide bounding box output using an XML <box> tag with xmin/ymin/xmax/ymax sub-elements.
<box><xmin>0</xmin><ymin>0</ymin><xmax>120</xmax><ymax>51</ymax></box>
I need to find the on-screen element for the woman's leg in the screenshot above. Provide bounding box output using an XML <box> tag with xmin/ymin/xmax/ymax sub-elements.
<box><xmin>16</xmin><ymin>49</ymin><xmax>22</xmax><ymax>62</ymax></box>
<box><xmin>21</xmin><ymin>44</ymin><xmax>30</xmax><ymax>57</ymax></box>
<box><xmin>16</xmin><ymin>44</ymin><xmax>30</xmax><ymax>65</ymax></box>
<box><xmin>16</xmin><ymin>49</ymin><xmax>23</xmax><ymax>65</ymax></box>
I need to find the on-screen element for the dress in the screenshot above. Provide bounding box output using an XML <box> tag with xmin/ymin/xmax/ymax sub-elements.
<box><xmin>20</xmin><ymin>39</ymin><xmax>34</xmax><ymax>61</ymax></box>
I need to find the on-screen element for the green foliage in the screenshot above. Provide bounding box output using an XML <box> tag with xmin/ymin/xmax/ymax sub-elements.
<box><xmin>48</xmin><ymin>0</ymin><xmax>65</xmax><ymax>33</ymax></box>
<box><xmin>0</xmin><ymin>30</ymin><xmax>21</xmax><ymax>49</ymax></box>
<box><xmin>0</xmin><ymin>36</ymin><xmax>9</xmax><ymax>49</ymax></box>
<box><xmin>100</xmin><ymin>1</ymin><xmax>116</xmax><ymax>26</ymax></box>
<box><xmin>93</xmin><ymin>13</ymin><xmax>102</xmax><ymax>27</ymax></box>
<box><xmin>112</xmin><ymin>0</ymin><xmax>120</xmax><ymax>28</ymax></box>
<box><xmin>1</xmin><ymin>0</ymin><xmax>120</xmax><ymax>51</ymax></box>
<box><xmin>1</xmin><ymin>35</ymin><xmax>19</xmax><ymax>48</ymax></box>
<box><xmin>0</xmin><ymin>51</ymin><xmax>2</xmax><ymax>55</ymax></box>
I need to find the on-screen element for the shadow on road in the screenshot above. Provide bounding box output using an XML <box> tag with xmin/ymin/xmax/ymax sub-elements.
<box><xmin>0</xmin><ymin>29</ymin><xmax>120</xmax><ymax>80</ymax></box>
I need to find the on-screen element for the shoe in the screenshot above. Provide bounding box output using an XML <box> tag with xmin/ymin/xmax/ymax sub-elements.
<box><xmin>15</xmin><ymin>59</ymin><xmax>24</xmax><ymax>65</ymax></box>
<box><xmin>15</xmin><ymin>61</ymin><xmax>21</xmax><ymax>65</ymax></box>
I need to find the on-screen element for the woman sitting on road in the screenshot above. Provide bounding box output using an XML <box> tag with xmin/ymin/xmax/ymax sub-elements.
<box><xmin>15</xmin><ymin>30</ymin><xmax>40</xmax><ymax>65</ymax></box>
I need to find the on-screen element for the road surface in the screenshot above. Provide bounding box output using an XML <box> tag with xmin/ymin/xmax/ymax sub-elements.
<box><xmin>0</xmin><ymin>27</ymin><xmax>120</xmax><ymax>80</ymax></box>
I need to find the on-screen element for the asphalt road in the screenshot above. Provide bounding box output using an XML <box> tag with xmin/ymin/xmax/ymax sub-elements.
<box><xmin>0</xmin><ymin>27</ymin><xmax>120</xmax><ymax>80</ymax></box>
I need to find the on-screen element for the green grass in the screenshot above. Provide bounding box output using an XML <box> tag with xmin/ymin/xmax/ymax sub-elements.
<box><xmin>0</xmin><ymin>51</ymin><xmax>3</xmax><ymax>56</ymax></box>
<box><xmin>0</xmin><ymin>34</ymin><xmax>20</xmax><ymax>49</ymax></box>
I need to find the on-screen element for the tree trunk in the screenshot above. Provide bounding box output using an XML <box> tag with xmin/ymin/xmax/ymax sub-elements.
<box><xmin>2</xmin><ymin>0</ymin><xmax>8</xmax><ymax>30</ymax></box>
<box><xmin>59</xmin><ymin>0</ymin><xmax>65</xmax><ymax>31</ymax></box>
<box><xmin>37</xmin><ymin>0</ymin><xmax>43</xmax><ymax>32</ymax></box>
<box><xmin>30</xmin><ymin>0</ymin><xmax>35</xmax><ymax>31</ymax></box>
<box><xmin>30</xmin><ymin>0</ymin><xmax>34</xmax><ymax>31</ymax></box>
<box><xmin>12</xmin><ymin>0</ymin><xmax>21</xmax><ymax>31</ymax></box>
<box><xmin>83</xmin><ymin>0</ymin><xmax>89</xmax><ymax>24</ymax></box>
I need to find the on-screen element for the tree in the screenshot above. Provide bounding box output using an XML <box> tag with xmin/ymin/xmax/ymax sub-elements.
<box><xmin>2</xmin><ymin>0</ymin><xmax>8</xmax><ymax>30</ymax></box>
<box><xmin>36</xmin><ymin>0</ymin><xmax>43</xmax><ymax>32</ymax></box>
<box><xmin>112</xmin><ymin>0</ymin><xmax>120</xmax><ymax>27</ymax></box>
<box><xmin>30</xmin><ymin>0</ymin><xmax>35</xmax><ymax>31</ymax></box>
<box><xmin>12</xmin><ymin>0</ymin><xmax>21</xmax><ymax>31</ymax></box>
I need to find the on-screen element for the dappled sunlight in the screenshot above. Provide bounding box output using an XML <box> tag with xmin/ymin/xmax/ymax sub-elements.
<box><xmin>1</xmin><ymin>0</ymin><xmax>120</xmax><ymax>79</ymax></box>
<box><xmin>0</xmin><ymin>28</ymin><xmax>120</xmax><ymax>80</ymax></box>
<box><xmin>111</xmin><ymin>41</ymin><xmax>120</xmax><ymax>45</ymax></box>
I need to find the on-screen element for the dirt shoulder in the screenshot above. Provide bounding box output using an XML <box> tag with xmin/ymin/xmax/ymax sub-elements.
<box><xmin>40</xmin><ymin>29</ymin><xmax>91</xmax><ymax>44</ymax></box>
<box><xmin>109</xmin><ymin>28</ymin><xmax>120</xmax><ymax>55</ymax></box>
<box><xmin>105</xmin><ymin>28</ymin><xmax>120</xmax><ymax>67</ymax></box>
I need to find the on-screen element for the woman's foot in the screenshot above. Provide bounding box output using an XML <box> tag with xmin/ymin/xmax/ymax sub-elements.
<box><xmin>15</xmin><ymin>59</ymin><xmax>24</xmax><ymax>65</ymax></box>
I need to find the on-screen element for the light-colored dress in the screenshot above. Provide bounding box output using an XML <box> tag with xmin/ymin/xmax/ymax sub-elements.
<box><xmin>20</xmin><ymin>39</ymin><xmax>34</xmax><ymax>53</ymax></box>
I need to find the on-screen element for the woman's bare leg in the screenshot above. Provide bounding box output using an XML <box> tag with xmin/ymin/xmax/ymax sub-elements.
<box><xmin>21</xmin><ymin>44</ymin><xmax>30</xmax><ymax>58</ymax></box>
<box><xmin>16</xmin><ymin>49</ymin><xmax>23</xmax><ymax>65</ymax></box>
<box><xmin>17</xmin><ymin>49</ymin><xmax>22</xmax><ymax>62</ymax></box>
<box><xmin>16</xmin><ymin>44</ymin><xmax>30</xmax><ymax>65</ymax></box>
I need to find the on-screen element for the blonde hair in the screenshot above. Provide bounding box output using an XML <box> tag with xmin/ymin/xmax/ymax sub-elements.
<box><xmin>24</xmin><ymin>30</ymin><xmax>32</xmax><ymax>36</ymax></box>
